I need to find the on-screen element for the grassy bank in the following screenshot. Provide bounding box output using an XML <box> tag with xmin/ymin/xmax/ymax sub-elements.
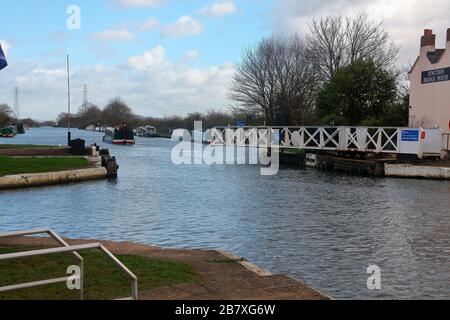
<box><xmin>0</xmin><ymin>156</ymin><xmax>89</xmax><ymax>176</ymax></box>
<box><xmin>281</xmin><ymin>148</ymin><xmax>305</xmax><ymax>155</ymax></box>
<box><xmin>0</xmin><ymin>246</ymin><xmax>198</xmax><ymax>300</ymax></box>
<box><xmin>0</xmin><ymin>144</ymin><xmax>55</xmax><ymax>149</ymax></box>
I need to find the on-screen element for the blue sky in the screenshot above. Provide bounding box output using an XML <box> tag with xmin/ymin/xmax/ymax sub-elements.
<box><xmin>1</xmin><ymin>0</ymin><xmax>449</xmax><ymax>120</ymax></box>
<box><xmin>1</xmin><ymin>0</ymin><xmax>272</xmax><ymax>67</ymax></box>
<box><xmin>0</xmin><ymin>0</ymin><xmax>274</xmax><ymax>119</ymax></box>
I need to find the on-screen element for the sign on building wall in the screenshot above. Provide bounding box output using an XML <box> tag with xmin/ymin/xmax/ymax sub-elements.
<box><xmin>421</xmin><ymin>67</ymin><xmax>450</xmax><ymax>84</ymax></box>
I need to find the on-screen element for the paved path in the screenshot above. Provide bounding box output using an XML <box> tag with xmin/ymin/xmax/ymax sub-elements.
<box><xmin>0</xmin><ymin>237</ymin><xmax>330</xmax><ymax>300</ymax></box>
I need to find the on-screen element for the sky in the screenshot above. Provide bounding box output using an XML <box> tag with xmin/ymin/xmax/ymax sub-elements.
<box><xmin>0</xmin><ymin>0</ymin><xmax>449</xmax><ymax>120</ymax></box>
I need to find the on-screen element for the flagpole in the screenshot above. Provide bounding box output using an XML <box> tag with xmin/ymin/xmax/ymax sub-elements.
<box><xmin>67</xmin><ymin>54</ymin><xmax>71</xmax><ymax>146</ymax></box>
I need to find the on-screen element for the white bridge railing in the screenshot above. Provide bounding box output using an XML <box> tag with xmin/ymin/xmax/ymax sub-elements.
<box><xmin>444</xmin><ymin>133</ymin><xmax>450</xmax><ymax>151</ymax></box>
<box><xmin>209</xmin><ymin>126</ymin><xmax>444</xmax><ymax>157</ymax></box>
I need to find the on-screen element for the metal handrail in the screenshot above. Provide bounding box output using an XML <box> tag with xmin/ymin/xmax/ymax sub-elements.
<box><xmin>0</xmin><ymin>229</ymin><xmax>84</xmax><ymax>299</ymax></box>
<box><xmin>0</xmin><ymin>229</ymin><xmax>138</xmax><ymax>300</ymax></box>
<box><xmin>443</xmin><ymin>133</ymin><xmax>450</xmax><ymax>151</ymax></box>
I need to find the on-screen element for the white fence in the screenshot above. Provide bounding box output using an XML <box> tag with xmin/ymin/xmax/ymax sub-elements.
<box><xmin>209</xmin><ymin>126</ymin><xmax>444</xmax><ymax>158</ymax></box>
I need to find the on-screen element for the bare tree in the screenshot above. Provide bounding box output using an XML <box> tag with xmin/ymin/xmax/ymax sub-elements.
<box><xmin>345</xmin><ymin>12</ymin><xmax>399</xmax><ymax>68</ymax></box>
<box><xmin>77</xmin><ymin>103</ymin><xmax>103</xmax><ymax>128</ymax></box>
<box><xmin>279</xmin><ymin>35</ymin><xmax>319</xmax><ymax>125</ymax></box>
<box><xmin>0</xmin><ymin>103</ymin><xmax>13</xmax><ymax>126</ymax></box>
<box><xmin>229</xmin><ymin>38</ymin><xmax>278</xmax><ymax>124</ymax></box>
<box><xmin>102</xmin><ymin>97</ymin><xmax>134</xmax><ymax>126</ymax></box>
<box><xmin>305</xmin><ymin>16</ymin><xmax>346</xmax><ymax>82</ymax></box>
<box><xmin>230</xmin><ymin>36</ymin><xmax>318</xmax><ymax>125</ymax></box>
<box><xmin>306</xmin><ymin>12</ymin><xmax>399</xmax><ymax>82</ymax></box>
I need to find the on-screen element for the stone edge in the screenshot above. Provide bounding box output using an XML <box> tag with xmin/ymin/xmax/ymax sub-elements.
<box><xmin>0</xmin><ymin>167</ymin><xmax>108</xmax><ymax>190</ymax></box>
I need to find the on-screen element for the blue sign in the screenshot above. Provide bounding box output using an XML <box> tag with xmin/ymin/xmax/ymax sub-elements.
<box><xmin>421</xmin><ymin>67</ymin><xmax>450</xmax><ymax>84</ymax></box>
<box><xmin>401</xmin><ymin>130</ymin><xmax>419</xmax><ymax>142</ymax></box>
<box><xmin>236</xmin><ymin>120</ymin><xmax>246</xmax><ymax>128</ymax></box>
<box><xmin>0</xmin><ymin>44</ymin><xmax>7</xmax><ymax>71</ymax></box>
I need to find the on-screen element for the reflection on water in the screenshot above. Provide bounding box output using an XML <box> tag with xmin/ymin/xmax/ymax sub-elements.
<box><xmin>1</xmin><ymin>128</ymin><xmax>449</xmax><ymax>299</ymax></box>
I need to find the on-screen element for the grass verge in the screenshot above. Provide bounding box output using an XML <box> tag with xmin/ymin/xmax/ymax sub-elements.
<box><xmin>0</xmin><ymin>246</ymin><xmax>198</xmax><ymax>300</ymax></box>
<box><xmin>0</xmin><ymin>145</ymin><xmax>56</xmax><ymax>149</ymax></box>
<box><xmin>0</xmin><ymin>156</ymin><xmax>89</xmax><ymax>176</ymax></box>
<box><xmin>281</xmin><ymin>148</ymin><xmax>305</xmax><ymax>155</ymax></box>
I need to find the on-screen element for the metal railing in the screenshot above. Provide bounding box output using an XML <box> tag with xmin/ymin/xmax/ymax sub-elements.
<box><xmin>444</xmin><ymin>133</ymin><xmax>450</xmax><ymax>151</ymax></box>
<box><xmin>211</xmin><ymin>126</ymin><xmax>402</xmax><ymax>153</ymax></box>
<box><xmin>0</xmin><ymin>229</ymin><xmax>138</xmax><ymax>300</ymax></box>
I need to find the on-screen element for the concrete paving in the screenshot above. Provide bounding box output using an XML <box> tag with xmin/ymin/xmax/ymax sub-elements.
<box><xmin>0</xmin><ymin>237</ymin><xmax>331</xmax><ymax>300</ymax></box>
<box><xmin>385</xmin><ymin>160</ymin><xmax>450</xmax><ymax>180</ymax></box>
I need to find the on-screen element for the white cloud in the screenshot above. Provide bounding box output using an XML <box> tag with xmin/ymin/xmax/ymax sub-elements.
<box><xmin>0</xmin><ymin>46</ymin><xmax>235</xmax><ymax>119</ymax></box>
<box><xmin>118</xmin><ymin>0</ymin><xmax>166</xmax><ymax>7</ymax></box>
<box><xmin>89</xmin><ymin>28</ymin><xmax>136</xmax><ymax>42</ymax></box>
<box><xmin>139</xmin><ymin>17</ymin><xmax>160</xmax><ymax>31</ymax></box>
<box><xmin>0</xmin><ymin>40</ymin><xmax>10</xmax><ymax>55</ymax></box>
<box><xmin>127</xmin><ymin>45</ymin><xmax>167</xmax><ymax>71</ymax></box>
<box><xmin>272</xmin><ymin>0</ymin><xmax>450</xmax><ymax>65</ymax></box>
<box><xmin>198</xmin><ymin>1</ymin><xmax>238</xmax><ymax>17</ymax></box>
<box><xmin>162</xmin><ymin>16</ymin><xmax>204</xmax><ymax>37</ymax></box>
<box><xmin>183</xmin><ymin>50</ymin><xmax>200</xmax><ymax>61</ymax></box>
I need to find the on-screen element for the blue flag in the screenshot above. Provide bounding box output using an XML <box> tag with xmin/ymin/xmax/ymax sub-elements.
<box><xmin>0</xmin><ymin>43</ymin><xmax>8</xmax><ymax>71</ymax></box>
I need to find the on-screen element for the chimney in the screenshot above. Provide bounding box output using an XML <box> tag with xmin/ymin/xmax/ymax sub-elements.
<box><xmin>447</xmin><ymin>28</ymin><xmax>450</xmax><ymax>48</ymax></box>
<box><xmin>421</xmin><ymin>29</ymin><xmax>436</xmax><ymax>55</ymax></box>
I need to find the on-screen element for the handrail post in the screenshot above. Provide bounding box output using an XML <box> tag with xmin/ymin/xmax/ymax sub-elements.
<box><xmin>132</xmin><ymin>278</ymin><xmax>139</xmax><ymax>300</ymax></box>
<box><xmin>0</xmin><ymin>230</ymin><xmax>138</xmax><ymax>300</ymax></box>
<box><xmin>79</xmin><ymin>259</ymin><xmax>84</xmax><ymax>300</ymax></box>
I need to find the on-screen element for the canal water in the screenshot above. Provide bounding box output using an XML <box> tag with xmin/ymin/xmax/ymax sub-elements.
<box><xmin>1</xmin><ymin>128</ymin><xmax>449</xmax><ymax>299</ymax></box>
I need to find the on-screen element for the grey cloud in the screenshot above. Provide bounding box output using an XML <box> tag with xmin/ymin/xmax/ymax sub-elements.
<box><xmin>271</xmin><ymin>0</ymin><xmax>450</xmax><ymax>65</ymax></box>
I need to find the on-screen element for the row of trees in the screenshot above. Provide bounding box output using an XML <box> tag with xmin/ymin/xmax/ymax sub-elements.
<box><xmin>0</xmin><ymin>104</ymin><xmax>13</xmax><ymax>126</ymax></box>
<box><xmin>230</xmin><ymin>12</ymin><xmax>409</xmax><ymax>126</ymax></box>
<box><xmin>57</xmin><ymin>97</ymin><xmax>135</xmax><ymax>129</ymax></box>
<box><xmin>1</xmin><ymin>102</ymin><xmax>59</xmax><ymax>127</ymax></box>
<box><xmin>57</xmin><ymin>98</ymin><xmax>250</xmax><ymax>136</ymax></box>
<box><xmin>141</xmin><ymin>110</ymin><xmax>265</xmax><ymax>135</ymax></box>
<box><xmin>0</xmin><ymin>103</ymin><xmax>57</xmax><ymax>127</ymax></box>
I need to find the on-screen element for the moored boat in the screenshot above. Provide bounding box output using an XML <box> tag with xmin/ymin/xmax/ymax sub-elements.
<box><xmin>0</xmin><ymin>126</ymin><xmax>16</xmax><ymax>138</ymax></box>
<box><xmin>14</xmin><ymin>123</ymin><xmax>25</xmax><ymax>134</ymax></box>
<box><xmin>103</xmin><ymin>126</ymin><xmax>135</xmax><ymax>145</ymax></box>
<box><xmin>135</xmin><ymin>125</ymin><xmax>158</xmax><ymax>138</ymax></box>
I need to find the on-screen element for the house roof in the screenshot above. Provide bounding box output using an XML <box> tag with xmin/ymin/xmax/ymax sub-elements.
<box><xmin>409</xmin><ymin>49</ymin><xmax>446</xmax><ymax>74</ymax></box>
<box><xmin>427</xmin><ymin>49</ymin><xmax>446</xmax><ymax>64</ymax></box>
<box><xmin>409</xmin><ymin>56</ymin><xmax>419</xmax><ymax>74</ymax></box>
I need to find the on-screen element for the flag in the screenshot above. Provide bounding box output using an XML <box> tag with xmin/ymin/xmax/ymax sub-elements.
<box><xmin>0</xmin><ymin>43</ymin><xmax>8</xmax><ymax>71</ymax></box>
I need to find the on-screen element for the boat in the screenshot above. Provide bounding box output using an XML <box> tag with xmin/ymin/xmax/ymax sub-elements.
<box><xmin>13</xmin><ymin>123</ymin><xmax>25</xmax><ymax>134</ymax></box>
<box><xmin>0</xmin><ymin>126</ymin><xmax>16</xmax><ymax>138</ymax></box>
<box><xmin>103</xmin><ymin>126</ymin><xmax>135</xmax><ymax>145</ymax></box>
<box><xmin>171</xmin><ymin>129</ymin><xmax>211</xmax><ymax>144</ymax></box>
<box><xmin>192</xmin><ymin>130</ymin><xmax>212</xmax><ymax>144</ymax></box>
<box><xmin>135</xmin><ymin>125</ymin><xmax>158</xmax><ymax>138</ymax></box>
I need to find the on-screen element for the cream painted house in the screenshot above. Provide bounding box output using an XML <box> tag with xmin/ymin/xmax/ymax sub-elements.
<box><xmin>409</xmin><ymin>29</ymin><xmax>450</xmax><ymax>133</ymax></box>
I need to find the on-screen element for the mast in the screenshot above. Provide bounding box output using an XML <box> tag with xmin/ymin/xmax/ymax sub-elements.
<box><xmin>67</xmin><ymin>54</ymin><xmax>71</xmax><ymax>146</ymax></box>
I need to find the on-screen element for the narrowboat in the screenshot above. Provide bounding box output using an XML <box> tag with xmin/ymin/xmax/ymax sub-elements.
<box><xmin>135</xmin><ymin>125</ymin><xmax>158</xmax><ymax>138</ymax></box>
<box><xmin>0</xmin><ymin>126</ymin><xmax>16</xmax><ymax>138</ymax></box>
<box><xmin>103</xmin><ymin>126</ymin><xmax>135</xmax><ymax>145</ymax></box>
